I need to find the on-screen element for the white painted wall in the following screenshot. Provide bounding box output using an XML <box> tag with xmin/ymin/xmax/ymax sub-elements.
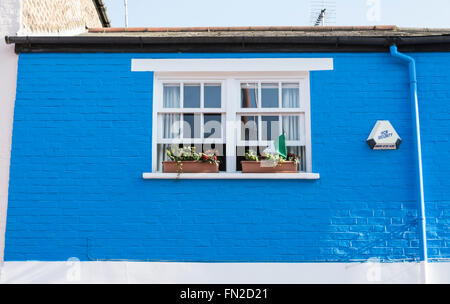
<box><xmin>0</xmin><ymin>0</ymin><xmax>20</xmax><ymax>266</ymax></box>
<box><xmin>1</xmin><ymin>261</ymin><xmax>449</xmax><ymax>284</ymax></box>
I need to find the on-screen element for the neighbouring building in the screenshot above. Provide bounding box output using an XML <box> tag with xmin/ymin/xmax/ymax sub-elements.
<box><xmin>0</xmin><ymin>0</ymin><xmax>109</xmax><ymax>271</ymax></box>
<box><xmin>2</xmin><ymin>25</ymin><xmax>450</xmax><ymax>283</ymax></box>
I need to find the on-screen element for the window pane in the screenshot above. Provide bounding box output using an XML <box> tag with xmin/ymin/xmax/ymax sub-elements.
<box><xmin>261</xmin><ymin>83</ymin><xmax>279</xmax><ymax>108</ymax></box>
<box><xmin>287</xmin><ymin>146</ymin><xmax>306</xmax><ymax>172</ymax></box>
<box><xmin>204</xmin><ymin>144</ymin><xmax>226</xmax><ymax>171</ymax></box>
<box><xmin>241</xmin><ymin>116</ymin><xmax>259</xmax><ymax>141</ymax></box>
<box><xmin>282</xmin><ymin>116</ymin><xmax>300</xmax><ymax>140</ymax></box>
<box><xmin>204</xmin><ymin>84</ymin><xmax>221</xmax><ymax>108</ymax></box>
<box><xmin>183</xmin><ymin>84</ymin><xmax>200</xmax><ymax>108</ymax></box>
<box><xmin>163</xmin><ymin>84</ymin><xmax>180</xmax><ymax>108</ymax></box>
<box><xmin>261</xmin><ymin>116</ymin><xmax>280</xmax><ymax>141</ymax></box>
<box><xmin>157</xmin><ymin>144</ymin><xmax>169</xmax><ymax>172</ymax></box>
<box><xmin>241</xmin><ymin>83</ymin><xmax>258</xmax><ymax>108</ymax></box>
<box><xmin>183</xmin><ymin>114</ymin><xmax>201</xmax><ymax>138</ymax></box>
<box><xmin>282</xmin><ymin>83</ymin><xmax>300</xmax><ymax>108</ymax></box>
<box><xmin>162</xmin><ymin>114</ymin><xmax>181</xmax><ymax>139</ymax></box>
<box><xmin>204</xmin><ymin>114</ymin><xmax>222</xmax><ymax>139</ymax></box>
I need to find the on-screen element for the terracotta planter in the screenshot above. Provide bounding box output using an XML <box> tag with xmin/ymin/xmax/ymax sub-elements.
<box><xmin>241</xmin><ymin>161</ymin><xmax>298</xmax><ymax>173</ymax></box>
<box><xmin>163</xmin><ymin>161</ymin><xmax>219</xmax><ymax>173</ymax></box>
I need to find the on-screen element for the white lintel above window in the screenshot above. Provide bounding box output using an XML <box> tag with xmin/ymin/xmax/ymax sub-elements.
<box><xmin>131</xmin><ymin>58</ymin><xmax>333</xmax><ymax>72</ymax></box>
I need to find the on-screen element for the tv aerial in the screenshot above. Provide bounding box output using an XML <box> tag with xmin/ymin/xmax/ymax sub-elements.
<box><xmin>310</xmin><ymin>0</ymin><xmax>336</xmax><ymax>26</ymax></box>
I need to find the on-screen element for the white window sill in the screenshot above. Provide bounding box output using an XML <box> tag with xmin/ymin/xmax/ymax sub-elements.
<box><xmin>142</xmin><ymin>172</ymin><xmax>320</xmax><ymax>180</ymax></box>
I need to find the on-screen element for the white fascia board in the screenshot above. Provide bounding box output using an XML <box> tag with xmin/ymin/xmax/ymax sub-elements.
<box><xmin>131</xmin><ymin>58</ymin><xmax>333</xmax><ymax>72</ymax></box>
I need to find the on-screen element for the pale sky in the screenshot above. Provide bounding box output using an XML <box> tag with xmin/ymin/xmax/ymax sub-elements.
<box><xmin>103</xmin><ymin>0</ymin><xmax>450</xmax><ymax>28</ymax></box>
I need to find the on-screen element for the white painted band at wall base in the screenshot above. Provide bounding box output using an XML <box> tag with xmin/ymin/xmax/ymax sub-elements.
<box><xmin>1</xmin><ymin>261</ymin><xmax>449</xmax><ymax>284</ymax></box>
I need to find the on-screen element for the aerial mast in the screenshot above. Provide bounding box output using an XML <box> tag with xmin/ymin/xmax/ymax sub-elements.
<box><xmin>310</xmin><ymin>0</ymin><xmax>336</xmax><ymax>26</ymax></box>
<box><xmin>124</xmin><ymin>0</ymin><xmax>129</xmax><ymax>28</ymax></box>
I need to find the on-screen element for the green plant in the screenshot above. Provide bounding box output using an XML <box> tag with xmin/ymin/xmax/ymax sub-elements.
<box><xmin>167</xmin><ymin>146</ymin><xmax>201</xmax><ymax>162</ymax></box>
<box><xmin>244</xmin><ymin>149</ymin><xmax>299</xmax><ymax>166</ymax></box>
<box><xmin>245</xmin><ymin>149</ymin><xmax>259</xmax><ymax>161</ymax></box>
<box><xmin>286</xmin><ymin>152</ymin><xmax>299</xmax><ymax>165</ymax></box>
<box><xmin>201</xmin><ymin>149</ymin><xmax>220</xmax><ymax>166</ymax></box>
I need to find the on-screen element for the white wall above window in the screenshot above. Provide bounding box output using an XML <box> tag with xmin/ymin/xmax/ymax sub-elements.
<box><xmin>132</xmin><ymin>58</ymin><xmax>333</xmax><ymax>72</ymax></box>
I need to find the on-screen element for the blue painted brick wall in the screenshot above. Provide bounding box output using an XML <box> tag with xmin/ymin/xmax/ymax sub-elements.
<box><xmin>5</xmin><ymin>52</ymin><xmax>450</xmax><ymax>262</ymax></box>
<box><xmin>416</xmin><ymin>54</ymin><xmax>450</xmax><ymax>260</ymax></box>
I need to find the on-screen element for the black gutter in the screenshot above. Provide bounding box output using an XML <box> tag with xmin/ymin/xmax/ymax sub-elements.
<box><xmin>92</xmin><ymin>0</ymin><xmax>110</xmax><ymax>28</ymax></box>
<box><xmin>5</xmin><ymin>35</ymin><xmax>450</xmax><ymax>53</ymax></box>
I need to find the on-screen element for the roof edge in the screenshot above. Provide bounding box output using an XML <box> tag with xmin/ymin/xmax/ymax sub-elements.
<box><xmin>88</xmin><ymin>25</ymin><xmax>399</xmax><ymax>33</ymax></box>
<box><xmin>5</xmin><ymin>34</ymin><xmax>450</xmax><ymax>53</ymax></box>
<box><xmin>92</xmin><ymin>0</ymin><xmax>110</xmax><ymax>28</ymax></box>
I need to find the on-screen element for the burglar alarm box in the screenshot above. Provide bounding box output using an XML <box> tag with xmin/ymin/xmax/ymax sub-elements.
<box><xmin>367</xmin><ymin>120</ymin><xmax>402</xmax><ymax>150</ymax></box>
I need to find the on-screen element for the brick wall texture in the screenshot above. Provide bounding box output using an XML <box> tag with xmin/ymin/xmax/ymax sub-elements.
<box><xmin>5</xmin><ymin>52</ymin><xmax>450</xmax><ymax>262</ymax></box>
<box><xmin>21</xmin><ymin>0</ymin><xmax>102</xmax><ymax>34</ymax></box>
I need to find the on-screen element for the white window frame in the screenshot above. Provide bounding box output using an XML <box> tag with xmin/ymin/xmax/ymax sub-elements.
<box><xmin>156</xmin><ymin>80</ymin><xmax>226</xmax><ymax>145</ymax></box>
<box><xmin>152</xmin><ymin>72</ymin><xmax>312</xmax><ymax>174</ymax></box>
<box><xmin>236</xmin><ymin>78</ymin><xmax>307</xmax><ymax>147</ymax></box>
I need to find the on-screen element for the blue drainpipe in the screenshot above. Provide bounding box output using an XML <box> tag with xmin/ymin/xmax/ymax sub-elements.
<box><xmin>389</xmin><ymin>45</ymin><xmax>428</xmax><ymax>267</ymax></box>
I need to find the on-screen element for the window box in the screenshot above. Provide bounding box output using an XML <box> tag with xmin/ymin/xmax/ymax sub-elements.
<box><xmin>241</xmin><ymin>161</ymin><xmax>298</xmax><ymax>173</ymax></box>
<box><xmin>163</xmin><ymin>161</ymin><xmax>219</xmax><ymax>173</ymax></box>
